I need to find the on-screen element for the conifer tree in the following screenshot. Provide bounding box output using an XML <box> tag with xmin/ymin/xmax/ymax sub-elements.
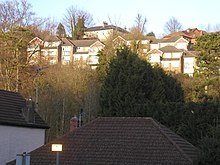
<box><xmin>99</xmin><ymin>47</ymin><xmax>184</xmax><ymax>117</ymax></box>
<box><xmin>56</xmin><ymin>23</ymin><xmax>66</xmax><ymax>37</ymax></box>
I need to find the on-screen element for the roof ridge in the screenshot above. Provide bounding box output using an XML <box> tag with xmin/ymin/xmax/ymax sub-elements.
<box><xmin>150</xmin><ymin>118</ymin><xmax>193</xmax><ymax>163</ymax></box>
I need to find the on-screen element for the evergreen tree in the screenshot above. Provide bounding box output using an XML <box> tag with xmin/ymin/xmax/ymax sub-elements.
<box><xmin>193</xmin><ymin>32</ymin><xmax>220</xmax><ymax>102</ymax></box>
<box><xmin>73</xmin><ymin>16</ymin><xmax>85</xmax><ymax>40</ymax></box>
<box><xmin>194</xmin><ymin>32</ymin><xmax>220</xmax><ymax>78</ymax></box>
<box><xmin>100</xmin><ymin>47</ymin><xmax>155</xmax><ymax>116</ymax></box>
<box><xmin>56</xmin><ymin>23</ymin><xmax>66</xmax><ymax>37</ymax></box>
<box><xmin>99</xmin><ymin>47</ymin><xmax>184</xmax><ymax>117</ymax></box>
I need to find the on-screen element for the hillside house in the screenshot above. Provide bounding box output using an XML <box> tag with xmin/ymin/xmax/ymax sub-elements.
<box><xmin>7</xmin><ymin>117</ymin><xmax>198</xmax><ymax>165</ymax></box>
<box><xmin>71</xmin><ymin>39</ymin><xmax>105</xmax><ymax>68</ymax></box>
<box><xmin>148</xmin><ymin>35</ymin><xmax>196</xmax><ymax>76</ymax></box>
<box><xmin>163</xmin><ymin>28</ymin><xmax>206</xmax><ymax>44</ymax></box>
<box><xmin>113</xmin><ymin>35</ymin><xmax>153</xmax><ymax>55</ymax></box>
<box><xmin>84</xmin><ymin>22</ymin><xmax>128</xmax><ymax>41</ymax></box>
<box><xmin>27</xmin><ymin>37</ymin><xmax>43</xmax><ymax>64</ymax></box>
<box><xmin>28</xmin><ymin>37</ymin><xmax>105</xmax><ymax>68</ymax></box>
<box><xmin>0</xmin><ymin>90</ymin><xmax>49</xmax><ymax>165</ymax></box>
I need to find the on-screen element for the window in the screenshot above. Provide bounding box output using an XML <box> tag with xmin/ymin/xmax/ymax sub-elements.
<box><xmin>63</xmin><ymin>51</ymin><xmax>70</xmax><ymax>56</ymax></box>
<box><xmin>63</xmin><ymin>56</ymin><xmax>70</xmax><ymax>61</ymax></box>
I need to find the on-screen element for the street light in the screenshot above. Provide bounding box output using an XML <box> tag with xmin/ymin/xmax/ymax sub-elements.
<box><xmin>52</xmin><ymin>144</ymin><xmax>62</xmax><ymax>165</ymax></box>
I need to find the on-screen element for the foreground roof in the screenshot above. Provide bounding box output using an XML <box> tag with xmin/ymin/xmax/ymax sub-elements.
<box><xmin>0</xmin><ymin>90</ymin><xmax>49</xmax><ymax>129</ymax></box>
<box><xmin>8</xmin><ymin>117</ymin><xmax>198</xmax><ymax>165</ymax></box>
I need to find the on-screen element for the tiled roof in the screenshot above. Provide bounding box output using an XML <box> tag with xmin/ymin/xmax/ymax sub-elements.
<box><xmin>43</xmin><ymin>36</ymin><xmax>61</xmax><ymax>42</ymax></box>
<box><xmin>162</xmin><ymin>35</ymin><xmax>183</xmax><ymax>43</ymax></box>
<box><xmin>61</xmin><ymin>38</ymin><xmax>74</xmax><ymax>46</ymax></box>
<box><xmin>159</xmin><ymin>46</ymin><xmax>183</xmax><ymax>53</ymax></box>
<box><xmin>8</xmin><ymin>117</ymin><xmax>198</xmax><ymax>165</ymax></box>
<box><xmin>163</xmin><ymin>32</ymin><xmax>193</xmax><ymax>39</ymax></box>
<box><xmin>0</xmin><ymin>90</ymin><xmax>49</xmax><ymax>129</ymax></box>
<box><xmin>71</xmin><ymin>39</ymin><xmax>99</xmax><ymax>47</ymax></box>
<box><xmin>85</xmin><ymin>25</ymin><xmax>128</xmax><ymax>33</ymax></box>
<box><xmin>183</xmin><ymin>50</ymin><xmax>197</xmax><ymax>57</ymax></box>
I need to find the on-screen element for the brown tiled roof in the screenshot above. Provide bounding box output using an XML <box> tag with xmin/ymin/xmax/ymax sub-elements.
<box><xmin>8</xmin><ymin>117</ymin><xmax>198</xmax><ymax>165</ymax></box>
<box><xmin>183</xmin><ymin>50</ymin><xmax>197</xmax><ymax>57</ymax></box>
<box><xmin>0</xmin><ymin>90</ymin><xmax>49</xmax><ymax>129</ymax></box>
<box><xmin>61</xmin><ymin>38</ymin><xmax>74</xmax><ymax>46</ymax></box>
<box><xmin>71</xmin><ymin>39</ymin><xmax>99</xmax><ymax>47</ymax></box>
<box><xmin>163</xmin><ymin>32</ymin><xmax>193</xmax><ymax>39</ymax></box>
<box><xmin>160</xmin><ymin>46</ymin><xmax>183</xmax><ymax>53</ymax></box>
<box><xmin>162</xmin><ymin>35</ymin><xmax>183</xmax><ymax>43</ymax></box>
<box><xmin>43</xmin><ymin>36</ymin><xmax>61</xmax><ymax>42</ymax></box>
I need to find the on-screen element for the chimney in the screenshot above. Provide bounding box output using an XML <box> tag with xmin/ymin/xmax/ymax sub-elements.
<box><xmin>23</xmin><ymin>96</ymin><xmax>35</xmax><ymax>123</ymax></box>
<box><xmin>70</xmin><ymin>116</ymin><xmax>78</xmax><ymax>132</ymax></box>
<box><xmin>102</xmin><ymin>21</ymin><xmax>108</xmax><ymax>27</ymax></box>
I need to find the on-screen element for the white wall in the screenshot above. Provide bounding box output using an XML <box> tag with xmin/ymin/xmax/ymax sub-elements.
<box><xmin>184</xmin><ymin>57</ymin><xmax>195</xmax><ymax>76</ymax></box>
<box><xmin>0</xmin><ymin>125</ymin><xmax>45</xmax><ymax>165</ymax></box>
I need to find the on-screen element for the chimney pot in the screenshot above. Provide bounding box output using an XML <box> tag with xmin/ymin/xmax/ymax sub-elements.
<box><xmin>70</xmin><ymin>116</ymin><xmax>78</xmax><ymax>132</ymax></box>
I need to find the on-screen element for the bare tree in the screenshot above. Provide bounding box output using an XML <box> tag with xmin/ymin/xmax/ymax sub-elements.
<box><xmin>135</xmin><ymin>13</ymin><xmax>147</xmax><ymax>34</ymax></box>
<box><xmin>164</xmin><ymin>17</ymin><xmax>183</xmax><ymax>34</ymax></box>
<box><xmin>62</xmin><ymin>5</ymin><xmax>93</xmax><ymax>38</ymax></box>
<box><xmin>0</xmin><ymin>0</ymin><xmax>36</xmax><ymax>32</ymax></box>
<box><xmin>130</xmin><ymin>14</ymin><xmax>147</xmax><ymax>35</ymax></box>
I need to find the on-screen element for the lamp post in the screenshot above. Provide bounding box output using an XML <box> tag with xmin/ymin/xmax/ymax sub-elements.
<box><xmin>52</xmin><ymin>144</ymin><xmax>62</xmax><ymax>165</ymax></box>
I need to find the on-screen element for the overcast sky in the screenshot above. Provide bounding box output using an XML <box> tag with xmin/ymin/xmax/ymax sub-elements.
<box><xmin>27</xmin><ymin>0</ymin><xmax>220</xmax><ymax>37</ymax></box>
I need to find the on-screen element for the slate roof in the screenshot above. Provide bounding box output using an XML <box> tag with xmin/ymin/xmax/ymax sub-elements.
<box><xmin>0</xmin><ymin>90</ymin><xmax>49</xmax><ymax>129</ymax></box>
<box><xmin>71</xmin><ymin>39</ymin><xmax>99</xmax><ymax>47</ymax></box>
<box><xmin>8</xmin><ymin>117</ymin><xmax>198</xmax><ymax>165</ymax></box>
<box><xmin>85</xmin><ymin>25</ymin><xmax>128</xmax><ymax>33</ymax></box>
<box><xmin>159</xmin><ymin>46</ymin><xmax>183</xmax><ymax>53</ymax></box>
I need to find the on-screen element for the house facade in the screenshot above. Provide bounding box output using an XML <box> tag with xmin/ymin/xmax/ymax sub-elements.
<box><xmin>0</xmin><ymin>90</ymin><xmax>49</xmax><ymax>165</ymax></box>
<box><xmin>148</xmin><ymin>35</ymin><xmax>197</xmax><ymax>76</ymax></box>
<box><xmin>28</xmin><ymin>37</ymin><xmax>105</xmax><ymax>68</ymax></box>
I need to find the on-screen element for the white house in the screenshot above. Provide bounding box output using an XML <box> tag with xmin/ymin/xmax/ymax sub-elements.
<box><xmin>84</xmin><ymin>22</ymin><xmax>128</xmax><ymax>41</ymax></box>
<box><xmin>72</xmin><ymin>39</ymin><xmax>105</xmax><ymax>68</ymax></box>
<box><xmin>0</xmin><ymin>90</ymin><xmax>49</xmax><ymax>165</ymax></box>
<box><xmin>148</xmin><ymin>35</ymin><xmax>196</xmax><ymax>76</ymax></box>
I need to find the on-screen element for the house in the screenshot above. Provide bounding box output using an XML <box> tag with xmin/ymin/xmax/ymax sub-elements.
<box><xmin>0</xmin><ymin>90</ymin><xmax>49</xmax><ymax>165</ymax></box>
<box><xmin>84</xmin><ymin>22</ymin><xmax>128</xmax><ymax>41</ymax></box>
<box><xmin>60</xmin><ymin>37</ymin><xmax>74</xmax><ymax>65</ymax></box>
<box><xmin>148</xmin><ymin>46</ymin><xmax>184</xmax><ymax>73</ymax></box>
<box><xmin>8</xmin><ymin>117</ymin><xmax>198</xmax><ymax>165</ymax></box>
<box><xmin>163</xmin><ymin>28</ymin><xmax>206</xmax><ymax>44</ymax></box>
<box><xmin>27</xmin><ymin>37</ymin><xmax>44</xmax><ymax>64</ymax></box>
<box><xmin>113</xmin><ymin>35</ymin><xmax>153</xmax><ymax>56</ymax></box>
<box><xmin>27</xmin><ymin>36</ymin><xmax>105</xmax><ymax>68</ymax></box>
<box><xmin>150</xmin><ymin>36</ymin><xmax>190</xmax><ymax>50</ymax></box>
<box><xmin>41</xmin><ymin>36</ymin><xmax>62</xmax><ymax>65</ymax></box>
<box><xmin>71</xmin><ymin>39</ymin><xmax>105</xmax><ymax>68</ymax></box>
<box><xmin>183</xmin><ymin>50</ymin><xmax>197</xmax><ymax>76</ymax></box>
<box><xmin>148</xmin><ymin>35</ymin><xmax>196</xmax><ymax>76</ymax></box>
<box><xmin>27</xmin><ymin>36</ymin><xmax>62</xmax><ymax>65</ymax></box>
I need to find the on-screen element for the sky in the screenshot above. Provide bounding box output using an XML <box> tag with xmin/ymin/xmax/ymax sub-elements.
<box><xmin>27</xmin><ymin>0</ymin><xmax>220</xmax><ymax>37</ymax></box>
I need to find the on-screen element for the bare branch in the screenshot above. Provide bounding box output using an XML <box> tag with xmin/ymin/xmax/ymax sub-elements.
<box><xmin>164</xmin><ymin>17</ymin><xmax>183</xmax><ymax>34</ymax></box>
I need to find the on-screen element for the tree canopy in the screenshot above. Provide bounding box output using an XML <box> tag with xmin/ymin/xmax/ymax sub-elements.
<box><xmin>194</xmin><ymin>32</ymin><xmax>220</xmax><ymax>78</ymax></box>
<box><xmin>56</xmin><ymin>23</ymin><xmax>66</xmax><ymax>38</ymax></box>
<box><xmin>99</xmin><ymin>47</ymin><xmax>184</xmax><ymax>117</ymax></box>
